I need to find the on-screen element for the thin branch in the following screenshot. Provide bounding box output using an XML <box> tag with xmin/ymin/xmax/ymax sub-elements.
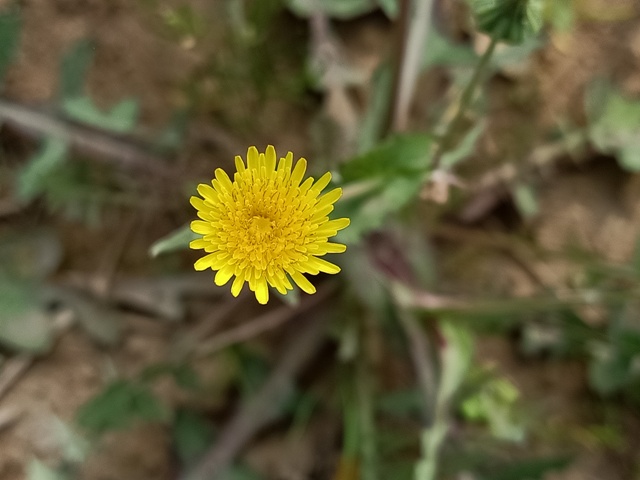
<box><xmin>0</xmin><ymin>99</ymin><xmax>173</xmax><ymax>176</ymax></box>
<box><xmin>431</xmin><ymin>36</ymin><xmax>498</xmax><ymax>170</ymax></box>
<box><xmin>192</xmin><ymin>284</ymin><xmax>336</xmax><ymax>359</ymax></box>
<box><xmin>459</xmin><ymin>132</ymin><xmax>587</xmax><ymax>222</ymax></box>
<box><xmin>388</xmin><ymin>0</ymin><xmax>435</xmax><ymax>133</ymax></box>
<box><xmin>0</xmin><ymin>355</ymin><xmax>34</xmax><ymax>403</ymax></box>
<box><xmin>181</xmin><ymin>313</ymin><xmax>328</xmax><ymax>480</ymax></box>
<box><xmin>397</xmin><ymin>310</ymin><xmax>437</xmax><ymax>425</ymax></box>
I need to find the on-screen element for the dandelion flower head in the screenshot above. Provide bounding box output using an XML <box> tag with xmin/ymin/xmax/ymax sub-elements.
<box><xmin>190</xmin><ymin>146</ymin><xmax>350</xmax><ymax>304</ymax></box>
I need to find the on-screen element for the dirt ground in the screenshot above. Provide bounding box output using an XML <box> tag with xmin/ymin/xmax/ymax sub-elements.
<box><xmin>2</xmin><ymin>1</ymin><xmax>640</xmax><ymax>479</ymax></box>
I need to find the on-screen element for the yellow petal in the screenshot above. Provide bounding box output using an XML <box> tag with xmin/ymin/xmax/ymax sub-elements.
<box><xmin>290</xmin><ymin>158</ymin><xmax>307</xmax><ymax>187</ymax></box>
<box><xmin>214</xmin><ymin>168</ymin><xmax>234</xmax><ymax>193</ymax></box>
<box><xmin>189</xmin><ymin>239</ymin><xmax>209</xmax><ymax>250</ymax></box>
<box><xmin>315</xmin><ymin>242</ymin><xmax>347</xmax><ymax>254</ymax></box>
<box><xmin>231</xmin><ymin>271</ymin><xmax>245</xmax><ymax>297</ymax></box>
<box><xmin>315</xmin><ymin>218</ymin><xmax>350</xmax><ymax>236</ymax></box>
<box><xmin>310</xmin><ymin>205</ymin><xmax>334</xmax><ymax>221</ymax></box>
<box><xmin>197</xmin><ymin>184</ymin><xmax>218</xmax><ymax>203</ymax></box>
<box><xmin>265</xmin><ymin>145</ymin><xmax>277</xmax><ymax>172</ymax></box>
<box><xmin>194</xmin><ymin>253</ymin><xmax>224</xmax><ymax>271</ymax></box>
<box><xmin>316</xmin><ymin>188</ymin><xmax>342</xmax><ymax>209</ymax></box>
<box><xmin>235</xmin><ymin>155</ymin><xmax>246</xmax><ymax>173</ymax></box>
<box><xmin>307</xmin><ymin>256</ymin><xmax>341</xmax><ymax>274</ymax></box>
<box><xmin>255</xmin><ymin>277</ymin><xmax>269</xmax><ymax>304</ymax></box>
<box><xmin>191</xmin><ymin>220</ymin><xmax>214</xmax><ymax>234</ymax></box>
<box><xmin>311</xmin><ymin>172</ymin><xmax>332</xmax><ymax>194</ymax></box>
<box><xmin>214</xmin><ymin>265</ymin><xmax>235</xmax><ymax>286</ymax></box>
<box><xmin>290</xmin><ymin>271</ymin><xmax>316</xmax><ymax>294</ymax></box>
<box><xmin>247</xmin><ymin>146</ymin><xmax>259</xmax><ymax>170</ymax></box>
<box><xmin>190</xmin><ymin>196</ymin><xmax>207</xmax><ymax>211</ymax></box>
<box><xmin>267</xmin><ymin>273</ymin><xmax>288</xmax><ymax>294</ymax></box>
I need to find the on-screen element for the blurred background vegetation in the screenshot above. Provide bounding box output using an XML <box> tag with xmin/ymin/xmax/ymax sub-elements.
<box><xmin>1</xmin><ymin>0</ymin><xmax>640</xmax><ymax>479</ymax></box>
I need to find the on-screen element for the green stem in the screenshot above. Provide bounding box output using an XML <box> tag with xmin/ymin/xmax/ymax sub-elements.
<box><xmin>432</xmin><ymin>36</ymin><xmax>498</xmax><ymax>169</ymax></box>
<box><xmin>341</xmin><ymin>368</ymin><xmax>360</xmax><ymax>460</ymax></box>
<box><xmin>357</xmin><ymin>350</ymin><xmax>378</xmax><ymax>480</ymax></box>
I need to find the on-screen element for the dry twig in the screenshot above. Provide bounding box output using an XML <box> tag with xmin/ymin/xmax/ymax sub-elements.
<box><xmin>0</xmin><ymin>355</ymin><xmax>34</xmax><ymax>403</ymax></box>
<box><xmin>0</xmin><ymin>99</ymin><xmax>173</xmax><ymax>176</ymax></box>
<box><xmin>192</xmin><ymin>284</ymin><xmax>336</xmax><ymax>359</ymax></box>
<box><xmin>181</xmin><ymin>313</ymin><xmax>328</xmax><ymax>480</ymax></box>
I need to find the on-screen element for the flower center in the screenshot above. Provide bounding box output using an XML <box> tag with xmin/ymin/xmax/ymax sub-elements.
<box><xmin>248</xmin><ymin>215</ymin><xmax>273</xmax><ymax>242</ymax></box>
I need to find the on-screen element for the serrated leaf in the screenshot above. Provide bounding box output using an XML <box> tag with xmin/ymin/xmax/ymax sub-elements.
<box><xmin>337</xmin><ymin>134</ymin><xmax>433</xmax><ymax>243</ymax></box>
<box><xmin>18</xmin><ymin>137</ymin><xmax>68</xmax><ymax>201</ymax></box>
<box><xmin>0</xmin><ymin>5</ymin><xmax>21</xmax><ymax>85</ymax></box>
<box><xmin>469</xmin><ymin>0</ymin><xmax>544</xmax><ymax>44</ymax></box>
<box><xmin>59</xmin><ymin>39</ymin><xmax>95</xmax><ymax>100</ymax></box>
<box><xmin>150</xmin><ymin>224</ymin><xmax>198</xmax><ymax>257</ymax></box>
<box><xmin>77</xmin><ymin>380</ymin><xmax>170</xmax><ymax>435</ymax></box>
<box><xmin>342</xmin><ymin>133</ymin><xmax>432</xmax><ymax>182</ymax></box>
<box><xmin>63</xmin><ymin>96</ymin><xmax>139</xmax><ymax>133</ymax></box>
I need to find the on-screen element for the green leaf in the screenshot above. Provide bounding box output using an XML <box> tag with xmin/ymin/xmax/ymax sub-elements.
<box><xmin>480</xmin><ymin>456</ymin><xmax>571</xmax><ymax>480</ymax></box>
<box><xmin>440</xmin><ymin>121</ymin><xmax>485</xmax><ymax>169</ymax></box>
<box><xmin>469</xmin><ymin>0</ymin><xmax>544</xmax><ymax>44</ymax></box>
<box><xmin>0</xmin><ymin>5</ymin><xmax>21</xmax><ymax>85</ymax></box>
<box><xmin>77</xmin><ymin>380</ymin><xmax>170</xmax><ymax>435</ymax></box>
<box><xmin>59</xmin><ymin>39</ymin><xmax>95</xmax><ymax>100</ymax></box>
<box><xmin>173</xmin><ymin>409</ymin><xmax>215</xmax><ymax>465</ymax></box>
<box><xmin>587</xmin><ymin>82</ymin><xmax>640</xmax><ymax>172</ymax></box>
<box><xmin>512</xmin><ymin>183</ymin><xmax>539</xmax><ymax>219</ymax></box>
<box><xmin>63</xmin><ymin>96</ymin><xmax>139</xmax><ymax>133</ymax></box>
<box><xmin>27</xmin><ymin>459</ymin><xmax>70</xmax><ymax>480</ymax></box>
<box><xmin>150</xmin><ymin>224</ymin><xmax>198</xmax><ymax>257</ymax></box>
<box><xmin>377</xmin><ymin>388</ymin><xmax>424</xmax><ymax>417</ymax></box>
<box><xmin>139</xmin><ymin>362</ymin><xmax>202</xmax><ymax>390</ymax></box>
<box><xmin>18</xmin><ymin>137</ymin><xmax>68</xmax><ymax>201</ymax></box>
<box><xmin>336</xmin><ymin>134</ymin><xmax>433</xmax><ymax>243</ymax></box>
<box><xmin>618</xmin><ymin>145</ymin><xmax>640</xmax><ymax>171</ymax></box>
<box><xmin>460</xmin><ymin>378</ymin><xmax>525</xmax><ymax>442</ymax></box>
<box><xmin>377</xmin><ymin>0</ymin><xmax>398</xmax><ymax>18</ymax></box>
<box><xmin>0</xmin><ymin>227</ymin><xmax>62</xmax><ymax>280</ymax></box>
<box><xmin>358</xmin><ymin>63</ymin><xmax>393</xmax><ymax>153</ymax></box>
<box><xmin>0</xmin><ymin>279</ymin><xmax>53</xmax><ymax>352</ymax></box>
<box><xmin>543</xmin><ymin>0</ymin><xmax>574</xmax><ymax>31</ymax></box>
<box><xmin>438</xmin><ymin>320</ymin><xmax>474</xmax><ymax>407</ymax></box>
<box><xmin>423</xmin><ymin>29</ymin><xmax>478</xmax><ymax>69</ymax></box>
<box><xmin>589</xmin><ymin>345</ymin><xmax>630</xmax><ymax>395</ymax></box>
<box><xmin>285</xmin><ymin>0</ymin><xmax>378</xmax><ymax>19</ymax></box>
<box><xmin>226</xmin><ymin>465</ymin><xmax>264</xmax><ymax>480</ymax></box>
<box><xmin>342</xmin><ymin>133</ymin><xmax>432</xmax><ymax>182</ymax></box>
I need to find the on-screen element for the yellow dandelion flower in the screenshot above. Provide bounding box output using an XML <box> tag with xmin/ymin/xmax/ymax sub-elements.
<box><xmin>190</xmin><ymin>145</ymin><xmax>350</xmax><ymax>305</ymax></box>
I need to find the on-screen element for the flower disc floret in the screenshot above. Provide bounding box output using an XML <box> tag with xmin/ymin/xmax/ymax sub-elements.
<box><xmin>190</xmin><ymin>145</ymin><xmax>350</xmax><ymax>304</ymax></box>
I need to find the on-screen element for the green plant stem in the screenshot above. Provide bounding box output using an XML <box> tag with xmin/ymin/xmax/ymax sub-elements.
<box><xmin>341</xmin><ymin>372</ymin><xmax>360</xmax><ymax>461</ymax></box>
<box><xmin>356</xmin><ymin>349</ymin><xmax>378</xmax><ymax>480</ymax></box>
<box><xmin>432</xmin><ymin>36</ymin><xmax>498</xmax><ymax>170</ymax></box>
